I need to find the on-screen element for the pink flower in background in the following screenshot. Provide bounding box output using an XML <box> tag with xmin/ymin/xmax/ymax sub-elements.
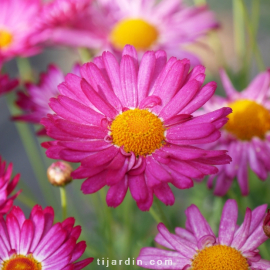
<box><xmin>203</xmin><ymin>69</ymin><xmax>270</xmax><ymax>196</ymax></box>
<box><xmin>137</xmin><ymin>199</ymin><xmax>270</xmax><ymax>269</ymax></box>
<box><xmin>0</xmin><ymin>156</ymin><xmax>21</xmax><ymax>215</ymax></box>
<box><xmin>13</xmin><ymin>64</ymin><xmax>80</xmax><ymax>135</ymax></box>
<box><xmin>41</xmin><ymin>45</ymin><xmax>231</xmax><ymax>211</ymax></box>
<box><xmin>40</xmin><ymin>0</ymin><xmax>218</xmax><ymax>65</ymax></box>
<box><xmin>0</xmin><ymin>205</ymin><xmax>93</xmax><ymax>269</ymax></box>
<box><xmin>0</xmin><ymin>0</ymin><xmax>43</xmax><ymax>63</ymax></box>
<box><xmin>0</xmin><ymin>72</ymin><xmax>18</xmax><ymax>96</ymax></box>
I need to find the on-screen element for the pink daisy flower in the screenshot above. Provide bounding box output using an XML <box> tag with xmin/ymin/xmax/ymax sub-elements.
<box><xmin>0</xmin><ymin>156</ymin><xmax>21</xmax><ymax>215</ymax></box>
<box><xmin>13</xmin><ymin>64</ymin><xmax>80</xmax><ymax>135</ymax></box>
<box><xmin>41</xmin><ymin>45</ymin><xmax>231</xmax><ymax>211</ymax></box>
<box><xmin>203</xmin><ymin>69</ymin><xmax>270</xmax><ymax>196</ymax></box>
<box><xmin>0</xmin><ymin>205</ymin><xmax>93</xmax><ymax>269</ymax></box>
<box><xmin>0</xmin><ymin>72</ymin><xmax>18</xmax><ymax>96</ymax></box>
<box><xmin>137</xmin><ymin>199</ymin><xmax>270</xmax><ymax>269</ymax></box>
<box><xmin>0</xmin><ymin>0</ymin><xmax>43</xmax><ymax>63</ymax></box>
<box><xmin>40</xmin><ymin>0</ymin><xmax>218</xmax><ymax>65</ymax></box>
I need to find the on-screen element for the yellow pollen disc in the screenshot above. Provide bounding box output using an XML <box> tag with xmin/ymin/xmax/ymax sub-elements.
<box><xmin>2</xmin><ymin>254</ymin><xmax>42</xmax><ymax>270</ymax></box>
<box><xmin>191</xmin><ymin>245</ymin><xmax>249</xmax><ymax>270</ymax></box>
<box><xmin>110</xmin><ymin>108</ymin><xmax>165</xmax><ymax>156</ymax></box>
<box><xmin>0</xmin><ymin>29</ymin><xmax>13</xmax><ymax>48</ymax></box>
<box><xmin>110</xmin><ymin>18</ymin><xmax>158</xmax><ymax>51</ymax></box>
<box><xmin>225</xmin><ymin>99</ymin><xmax>270</xmax><ymax>140</ymax></box>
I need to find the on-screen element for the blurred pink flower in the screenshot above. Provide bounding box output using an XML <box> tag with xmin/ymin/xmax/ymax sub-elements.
<box><xmin>137</xmin><ymin>199</ymin><xmax>270</xmax><ymax>269</ymax></box>
<box><xmin>0</xmin><ymin>156</ymin><xmax>21</xmax><ymax>215</ymax></box>
<box><xmin>13</xmin><ymin>64</ymin><xmax>80</xmax><ymax>135</ymax></box>
<box><xmin>41</xmin><ymin>45</ymin><xmax>231</xmax><ymax>211</ymax></box>
<box><xmin>0</xmin><ymin>0</ymin><xmax>43</xmax><ymax>63</ymax></box>
<box><xmin>40</xmin><ymin>0</ymin><xmax>218</xmax><ymax>65</ymax></box>
<box><xmin>0</xmin><ymin>205</ymin><xmax>93</xmax><ymax>269</ymax></box>
<box><xmin>0</xmin><ymin>72</ymin><xmax>18</xmax><ymax>96</ymax></box>
<box><xmin>203</xmin><ymin>69</ymin><xmax>270</xmax><ymax>196</ymax></box>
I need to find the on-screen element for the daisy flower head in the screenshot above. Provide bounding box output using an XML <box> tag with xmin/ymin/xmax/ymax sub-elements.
<box><xmin>41</xmin><ymin>45</ymin><xmax>232</xmax><ymax>211</ymax></box>
<box><xmin>0</xmin><ymin>156</ymin><xmax>21</xmax><ymax>215</ymax></box>
<box><xmin>40</xmin><ymin>0</ymin><xmax>218</xmax><ymax>65</ymax></box>
<box><xmin>137</xmin><ymin>199</ymin><xmax>270</xmax><ymax>269</ymax></box>
<box><xmin>0</xmin><ymin>205</ymin><xmax>94</xmax><ymax>269</ymax></box>
<box><xmin>204</xmin><ymin>69</ymin><xmax>270</xmax><ymax>196</ymax></box>
<box><xmin>0</xmin><ymin>0</ymin><xmax>43</xmax><ymax>63</ymax></box>
<box><xmin>14</xmin><ymin>64</ymin><xmax>80</xmax><ymax>135</ymax></box>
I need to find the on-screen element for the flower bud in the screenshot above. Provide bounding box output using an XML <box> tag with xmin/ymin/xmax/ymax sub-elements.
<box><xmin>263</xmin><ymin>209</ymin><xmax>270</xmax><ymax>238</ymax></box>
<box><xmin>47</xmin><ymin>161</ymin><xmax>73</xmax><ymax>186</ymax></box>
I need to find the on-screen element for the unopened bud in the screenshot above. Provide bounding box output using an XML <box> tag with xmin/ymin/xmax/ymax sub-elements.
<box><xmin>47</xmin><ymin>161</ymin><xmax>73</xmax><ymax>186</ymax></box>
<box><xmin>263</xmin><ymin>209</ymin><xmax>270</xmax><ymax>238</ymax></box>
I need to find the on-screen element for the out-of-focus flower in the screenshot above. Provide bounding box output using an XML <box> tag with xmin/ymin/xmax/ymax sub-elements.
<box><xmin>0</xmin><ymin>72</ymin><xmax>18</xmax><ymax>96</ymax></box>
<box><xmin>137</xmin><ymin>199</ymin><xmax>270</xmax><ymax>269</ymax></box>
<box><xmin>41</xmin><ymin>45</ymin><xmax>231</xmax><ymax>211</ymax></box>
<box><xmin>13</xmin><ymin>64</ymin><xmax>80</xmax><ymax>135</ymax></box>
<box><xmin>0</xmin><ymin>205</ymin><xmax>93</xmax><ymax>269</ymax></box>
<box><xmin>203</xmin><ymin>69</ymin><xmax>270</xmax><ymax>196</ymax></box>
<box><xmin>40</xmin><ymin>0</ymin><xmax>218</xmax><ymax>65</ymax></box>
<box><xmin>0</xmin><ymin>0</ymin><xmax>43</xmax><ymax>63</ymax></box>
<box><xmin>0</xmin><ymin>156</ymin><xmax>21</xmax><ymax>215</ymax></box>
<box><xmin>47</xmin><ymin>161</ymin><xmax>73</xmax><ymax>186</ymax></box>
<box><xmin>263</xmin><ymin>209</ymin><xmax>270</xmax><ymax>238</ymax></box>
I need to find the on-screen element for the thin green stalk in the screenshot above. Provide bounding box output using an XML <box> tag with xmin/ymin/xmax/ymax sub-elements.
<box><xmin>16</xmin><ymin>58</ymin><xmax>33</xmax><ymax>82</ymax></box>
<box><xmin>233</xmin><ymin>0</ymin><xmax>246</xmax><ymax>64</ymax></box>
<box><xmin>239</xmin><ymin>0</ymin><xmax>265</xmax><ymax>71</ymax></box>
<box><xmin>5</xmin><ymin>93</ymin><xmax>56</xmax><ymax>206</ymax></box>
<box><xmin>78</xmin><ymin>48</ymin><xmax>92</xmax><ymax>63</ymax></box>
<box><xmin>193</xmin><ymin>0</ymin><xmax>206</xmax><ymax>5</ymax></box>
<box><xmin>60</xmin><ymin>186</ymin><xmax>67</xmax><ymax>219</ymax></box>
<box><xmin>149</xmin><ymin>197</ymin><xmax>171</xmax><ymax>230</ymax></box>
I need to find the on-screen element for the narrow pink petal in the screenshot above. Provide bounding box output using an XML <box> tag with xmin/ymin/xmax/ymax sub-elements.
<box><xmin>81</xmin><ymin>79</ymin><xmax>118</xmax><ymax>118</ymax></box>
<box><xmin>153</xmin><ymin>183</ymin><xmax>175</xmax><ymax>206</ymax></box>
<box><xmin>81</xmin><ymin>171</ymin><xmax>107</xmax><ymax>194</ymax></box>
<box><xmin>106</xmin><ymin>177</ymin><xmax>128</xmax><ymax>208</ymax></box>
<box><xmin>19</xmin><ymin>220</ymin><xmax>34</xmax><ymax>255</ymax></box>
<box><xmin>231</xmin><ymin>208</ymin><xmax>251</xmax><ymax>249</ymax></box>
<box><xmin>180</xmin><ymin>81</ymin><xmax>217</xmax><ymax>114</ymax></box>
<box><xmin>219</xmin><ymin>69</ymin><xmax>238</xmax><ymax>98</ymax></box>
<box><xmin>185</xmin><ymin>205</ymin><xmax>214</xmax><ymax>240</ymax></box>
<box><xmin>81</xmin><ymin>146</ymin><xmax>118</xmax><ymax>167</ymax></box>
<box><xmin>120</xmin><ymin>55</ymin><xmax>138</xmax><ymax>108</ymax></box>
<box><xmin>159</xmin><ymin>80</ymin><xmax>200</xmax><ymax>120</ymax></box>
<box><xmin>129</xmin><ymin>174</ymin><xmax>148</xmax><ymax>203</ymax></box>
<box><xmin>137</xmin><ymin>51</ymin><xmax>156</xmax><ymax>102</ymax></box>
<box><xmin>218</xmin><ymin>199</ymin><xmax>238</xmax><ymax>245</ymax></box>
<box><xmin>80</xmin><ymin>63</ymin><xmax>122</xmax><ymax>112</ymax></box>
<box><xmin>102</xmin><ymin>51</ymin><xmax>125</xmax><ymax>105</ymax></box>
<box><xmin>139</xmin><ymin>95</ymin><xmax>161</xmax><ymax>109</ymax></box>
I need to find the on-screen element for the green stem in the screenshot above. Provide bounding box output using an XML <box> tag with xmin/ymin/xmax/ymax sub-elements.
<box><xmin>60</xmin><ymin>186</ymin><xmax>67</xmax><ymax>219</ymax></box>
<box><xmin>78</xmin><ymin>48</ymin><xmax>92</xmax><ymax>63</ymax></box>
<box><xmin>239</xmin><ymin>0</ymin><xmax>265</xmax><ymax>71</ymax></box>
<box><xmin>149</xmin><ymin>197</ymin><xmax>171</xmax><ymax>230</ymax></box>
<box><xmin>16</xmin><ymin>58</ymin><xmax>33</xmax><ymax>82</ymax></box>
<box><xmin>233</xmin><ymin>0</ymin><xmax>246</xmax><ymax>65</ymax></box>
<box><xmin>5</xmin><ymin>93</ymin><xmax>56</xmax><ymax>206</ymax></box>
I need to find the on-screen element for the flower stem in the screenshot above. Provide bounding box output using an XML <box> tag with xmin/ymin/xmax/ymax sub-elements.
<box><xmin>60</xmin><ymin>186</ymin><xmax>67</xmax><ymax>220</ymax></box>
<box><xmin>239</xmin><ymin>0</ymin><xmax>265</xmax><ymax>71</ymax></box>
<box><xmin>149</xmin><ymin>197</ymin><xmax>171</xmax><ymax>230</ymax></box>
<box><xmin>16</xmin><ymin>58</ymin><xmax>34</xmax><ymax>82</ymax></box>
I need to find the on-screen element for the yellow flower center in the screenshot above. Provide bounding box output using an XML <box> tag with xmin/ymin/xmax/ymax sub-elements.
<box><xmin>191</xmin><ymin>245</ymin><xmax>249</xmax><ymax>270</ymax></box>
<box><xmin>225</xmin><ymin>99</ymin><xmax>270</xmax><ymax>140</ymax></box>
<box><xmin>110</xmin><ymin>18</ymin><xmax>158</xmax><ymax>51</ymax></box>
<box><xmin>110</xmin><ymin>108</ymin><xmax>165</xmax><ymax>156</ymax></box>
<box><xmin>0</xmin><ymin>29</ymin><xmax>13</xmax><ymax>48</ymax></box>
<box><xmin>2</xmin><ymin>254</ymin><xmax>42</xmax><ymax>270</ymax></box>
